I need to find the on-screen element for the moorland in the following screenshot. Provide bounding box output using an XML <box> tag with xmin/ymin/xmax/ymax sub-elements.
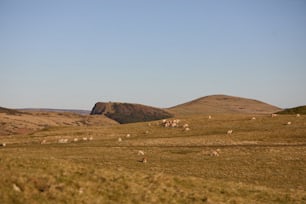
<box><xmin>0</xmin><ymin>95</ymin><xmax>305</xmax><ymax>203</ymax></box>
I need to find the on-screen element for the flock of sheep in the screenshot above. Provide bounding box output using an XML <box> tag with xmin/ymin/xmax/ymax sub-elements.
<box><xmin>39</xmin><ymin>136</ymin><xmax>94</xmax><ymax>145</ymax></box>
<box><xmin>0</xmin><ymin>113</ymin><xmax>302</xmax><ymax>162</ymax></box>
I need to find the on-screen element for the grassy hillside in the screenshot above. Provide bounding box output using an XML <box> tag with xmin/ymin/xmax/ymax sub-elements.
<box><xmin>168</xmin><ymin>95</ymin><xmax>282</xmax><ymax>116</ymax></box>
<box><xmin>0</xmin><ymin>113</ymin><xmax>305</xmax><ymax>203</ymax></box>
<box><xmin>277</xmin><ymin>105</ymin><xmax>306</xmax><ymax>115</ymax></box>
<box><xmin>0</xmin><ymin>111</ymin><xmax>118</xmax><ymax>136</ymax></box>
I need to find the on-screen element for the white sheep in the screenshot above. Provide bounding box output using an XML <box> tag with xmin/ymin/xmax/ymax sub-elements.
<box><xmin>12</xmin><ymin>183</ymin><xmax>21</xmax><ymax>192</ymax></box>
<box><xmin>208</xmin><ymin>115</ymin><xmax>212</xmax><ymax>119</ymax></box>
<box><xmin>287</xmin><ymin>121</ymin><xmax>292</xmax><ymax>125</ymax></box>
<box><xmin>118</xmin><ymin>137</ymin><xmax>122</xmax><ymax>142</ymax></box>
<box><xmin>183</xmin><ymin>124</ymin><xmax>189</xmax><ymax>128</ymax></box>
<box><xmin>82</xmin><ymin>137</ymin><xmax>88</xmax><ymax>141</ymax></box>
<box><xmin>40</xmin><ymin>140</ymin><xmax>47</xmax><ymax>144</ymax></box>
<box><xmin>297</xmin><ymin>114</ymin><xmax>301</xmax><ymax>117</ymax></box>
<box><xmin>89</xmin><ymin>136</ymin><xmax>93</xmax><ymax>141</ymax></box>
<box><xmin>251</xmin><ymin>117</ymin><xmax>256</xmax><ymax>120</ymax></box>
<box><xmin>171</xmin><ymin>122</ymin><xmax>177</xmax><ymax>128</ymax></box>
<box><xmin>227</xmin><ymin>130</ymin><xmax>233</xmax><ymax>135</ymax></box>
<box><xmin>73</xmin><ymin>138</ymin><xmax>79</xmax><ymax>142</ymax></box>
<box><xmin>271</xmin><ymin>114</ymin><xmax>278</xmax><ymax>117</ymax></box>
<box><xmin>58</xmin><ymin>138</ymin><xmax>68</xmax><ymax>143</ymax></box>
<box><xmin>210</xmin><ymin>150</ymin><xmax>219</xmax><ymax>157</ymax></box>
<box><xmin>184</xmin><ymin>127</ymin><xmax>190</xmax><ymax>131</ymax></box>
<box><xmin>137</xmin><ymin>150</ymin><xmax>145</xmax><ymax>155</ymax></box>
<box><xmin>1</xmin><ymin>143</ymin><xmax>6</xmax><ymax>147</ymax></box>
<box><xmin>126</xmin><ymin>134</ymin><xmax>131</xmax><ymax>138</ymax></box>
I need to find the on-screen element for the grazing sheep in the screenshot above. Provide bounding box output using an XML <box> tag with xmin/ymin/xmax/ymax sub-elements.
<box><xmin>58</xmin><ymin>138</ymin><xmax>68</xmax><ymax>143</ymax></box>
<box><xmin>73</xmin><ymin>138</ymin><xmax>78</xmax><ymax>142</ymax></box>
<box><xmin>208</xmin><ymin>115</ymin><xmax>212</xmax><ymax>119</ymax></box>
<box><xmin>138</xmin><ymin>150</ymin><xmax>145</xmax><ymax>155</ymax></box>
<box><xmin>144</xmin><ymin>130</ymin><xmax>149</xmax><ymax>134</ymax></box>
<box><xmin>297</xmin><ymin>114</ymin><xmax>301</xmax><ymax>117</ymax></box>
<box><xmin>171</xmin><ymin>122</ymin><xmax>177</xmax><ymax>128</ymax></box>
<box><xmin>140</xmin><ymin>157</ymin><xmax>147</xmax><ymax>163</ymax></box>
<box><xmin>89</xmin><ymin>136</ymin><xmax>93</xmax><ymax>141</ymax></box>
<box><xmin>82</xmin><ymin>137</ymin><xmax>88</xmax><ymax>141</ymax></box>
<box><xmin>210</xmin><ymin>150</ymin><xmax>219</xmax><ymax>157</ymax></box>
<box><xmin>1</xmin><ymin>143</ymin><xmax>6</xmax><ymax>147</ymax></box>
<box><xmin>40</xmin><ymin>140</ymin><xmax>47</xmax><ymax>144</ymax></box>
<box><xmin>183</xmin><ymin>124</ymin><xmax>189</xmax><ymax>128</ymax></box>
<box><xmin>184</xmin><ymin>127</ymin><xmax>190</xmax><ymax>131</ymax></box>
<box><xmin>126</xmin><ymin>134</ymin><xmax>131</xmax><ymax>138</ymax></box>
<box><xmin>251</xmin><ymin>117</ymin><xmax>256</xmax><ymax>120</ymax></box>
<box><xmin>12</xmin><ymin>183</ymin><xmax>21</xmax><ymax>192</ymax></box>
<box><xmin>227</xmin><ymin>130</ymin><xmax>233</xmax><ymax>135</ymax></box>
<box><xmin>287</xmin><ymin>121</ymin><xmax>292</xmax><ymax>125</ymax></box>
<box><xmin>118</xmin><ymin>137</ymin><xmax>122</xmax><ymax>142</ymax></box>
<box><xmin>271</xmin><ymin>114</ymin><xmax>278</xmax><ymax>117</ymax></box>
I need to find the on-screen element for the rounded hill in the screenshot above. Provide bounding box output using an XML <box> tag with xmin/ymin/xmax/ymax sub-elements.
<box><xmin>168</xmin><ymin>95</ymin><xmax>282</xmax><ymax>116</ymax></box>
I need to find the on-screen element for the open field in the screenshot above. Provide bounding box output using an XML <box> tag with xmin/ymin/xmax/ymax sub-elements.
<box><xmin>0</xmin><ymin>113</ymin><xmax>306</xmax><ymax>203</ymax></box>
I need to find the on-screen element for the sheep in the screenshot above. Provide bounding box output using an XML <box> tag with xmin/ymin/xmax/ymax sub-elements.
<box><xmin>227</xmin><ymin>130</ymin><xmax>233</xmax><ymax>135</ymax></box>
<box><xmin>140</xmin><ymin>157</ymin><xmax>147</xmax><ymax>163</ymax></box>
<box><xmin>251</xmin><ymin>117</ymin><xmax>256</xmax><ymax>120</ymax></box>
<box><xmin>126</xmin><ymin>134</ymin><xmax>131</xmax><ymax>138</ymax></box>
<box><xmin>208</xmin><ymin>115</ymin><xmax>212</xmax><ymax>119</ymax></box>
<box><xmin>1</xmin><ymin>143</ymin><xmax>6</xmax><ymax>147</ymax></box>
<box><xmin>82</xmin><ymin>137</ymin><xmax>88</xmax><ymax>141</ymax></box>
<box><xmin>271</xmin><ymin>114</ymin><xmax>278</xmax><ymax>117</ymax></box>
<box><xmin>171</xmin><ymin>122</ymin><xmax>177</xmax><ymax>128</ymax></box>
<box><xmin>73</xmin><ymin>138</ymin><xmax>79</xmax><ymax>142</ymax></box>
<box><xmin>12</xmin><ymin>183</ymin><xmax>21</xmax><ymax>192</ymax></box>
<box><xmin>297</xmin><ymin>114</ymin><xmax>301</xmax><ymax>117</ymax></box>
<box><xmin>183</xmin><ymin>124</ymin><xmax>189</xmax><ymax>128</ymax></box>
<box><xmin>40</xmin><ymin>140</ymin><xmax>47</xmax><ymax>144</ymax></box>
<box><xmin>58</xmin><ymin>138</ymin><xmax>68</xmax><ymax>143</ymax></box>
<box><xmin>118</xmin><ymin>137</ymin><xmax>122</xmax><ymax>142</ymax></box>
<box><xmin>89</xmin><ymin>136</ymin><xmax>93</xmax><ymax>141</ymax></box>
<box><xmin>210</xmin><ymin>150</ymin><xmax>219</xmax><ymax>157</ymax></box>
<box><xmin>184</xmin><ymin>127</ymin><xmax>190</xmax><ymax>131</ymax></box>
<box><xmin>287</xmin><ymin>121</ymin><xmax>292</xmax><ymax>125</ymax></box>
<box><xmin>137</xmin><ymin>150</ymin><xmax>145</xmax><ymax>156</ymax></box>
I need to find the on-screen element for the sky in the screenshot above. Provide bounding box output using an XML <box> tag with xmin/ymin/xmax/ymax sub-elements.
<box><xmin>0</xmin><ymin>0</ymin><xmax>306</xmax><ymax>110</ymax></box>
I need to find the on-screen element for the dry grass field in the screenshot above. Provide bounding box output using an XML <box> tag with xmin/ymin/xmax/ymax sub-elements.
<box><xmin>0</xmin><ymin>111</ymin><xmax>306</xmax><ymax>203</ymax></box>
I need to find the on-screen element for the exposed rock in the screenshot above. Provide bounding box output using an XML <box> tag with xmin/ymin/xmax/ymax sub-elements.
<box><xmin>90</xmin><ymin>102</ymin><xmax>173</xmax><ymax>124</ymax></box>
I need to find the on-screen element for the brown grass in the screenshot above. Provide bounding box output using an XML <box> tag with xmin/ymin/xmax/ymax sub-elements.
<box><xmin>0</xmin><ymin>113</ymin><xmax>305</xmax><ymax>203</ymax></box>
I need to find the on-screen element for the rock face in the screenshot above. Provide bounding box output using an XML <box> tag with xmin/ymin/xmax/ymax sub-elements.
<box><xmin>90</xmin><ymin>102</ymin><xmax>173</xmax><ymax>124</ymax></box>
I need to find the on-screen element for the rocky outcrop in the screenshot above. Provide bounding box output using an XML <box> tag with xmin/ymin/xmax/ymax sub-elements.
<box><xmin>90</xmin><ymin>102</ymin><xmax>173</xmax><ymax>124</ymax></box>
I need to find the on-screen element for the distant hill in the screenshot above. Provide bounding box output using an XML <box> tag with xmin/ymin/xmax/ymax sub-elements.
<box><xmin>91</xmin><ymin>102</ymin><xmax>173</xmax><ymax>124</ymax></box>
<box><xmin>168</xmin><ymin>95</ymin><xmax>282</xmax><ymax>115</ymax></box>
<box><xmin>0</xmin><ymin>107</ymin><xmax>22</xmax><ymax>115</ymax></box>
<box><xmin>277</xmin><ymin>105</ymin><xmax>306</xmax><ymax>115</ymax></box>
<box><xmin>18</xmin><ymin>108</ymin><xmax>90</xmax><ymax>115</ymax></box>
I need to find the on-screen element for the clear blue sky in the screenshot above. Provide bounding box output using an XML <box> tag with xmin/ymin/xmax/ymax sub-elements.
<box><xmin>1</xmin><ymin>0</ymin><xmax>306</xmax><ymax>110</ymax></box>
